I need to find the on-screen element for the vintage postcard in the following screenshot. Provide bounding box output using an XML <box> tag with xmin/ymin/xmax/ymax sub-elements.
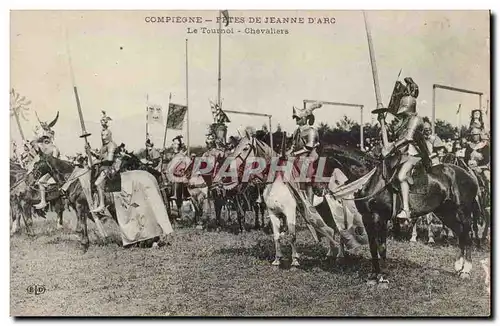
<box><xmin>10</xmin><ymin>10</ymin><xmax>490</xmax><ymax>317</ymax></box>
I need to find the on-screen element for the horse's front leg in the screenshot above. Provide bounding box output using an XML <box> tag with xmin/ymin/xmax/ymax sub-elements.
<box><xmin>410</xmin><ymin>218</ymin><xmax>418</xmax><ymax>242</ymax></box>
<box><xmin>269</xmin><ymin>210</ymin><xmax>283</xmax><ymax>266</ymax></box>
<box><xmin>363</xmin><ymin>212</ymin><xmax>381</xmax><ymax>285</ymax></box>
<box><xmin>426</xmin><ymin>213</ymin><xmax>435</xmax><ymax>244</ymax></box>
<box><xmin>235</xmin><ymin>196</ymin><xmax>245</xmax><ymax>233</ymax></box>
<box><xmin>376</xmin><ymin>214</ymin><xmax>390</xmax><ymax>286</ymax></box>
<box><xmin>285</xmin><ymin>205</ymin><xmax>299</xmax><ymax>267</ymax></box>
<box><xmin>458</xmin><ymin>209</ymin><xmax>473</xmax><ymax>279</ymax></box>
<box><xmin>214</xmin><ymin>198</ymin><xmax>224</xmax><ymax>231</ymax></box>
<box><xmin>10</xmin><ymin>204</ymin><xmax>21</xmax><ymax>236</ymax></box>
<box><xmin>75</xmin><ymin>200</ymin><xmax>89</xmax><ymax>253</ymax></box>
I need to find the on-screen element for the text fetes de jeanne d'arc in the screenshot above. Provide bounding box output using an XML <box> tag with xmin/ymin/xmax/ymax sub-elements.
<box><xmin>145</xmin><ymin>15</ymin><xmax>336</xmax><ymax>35</ymax></box>
<box><xmin>144</xmin><ymin>16</ymin><xmax>336</xmax><ymax>25</ymax></box>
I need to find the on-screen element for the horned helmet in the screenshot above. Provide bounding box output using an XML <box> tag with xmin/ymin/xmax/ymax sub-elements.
<box><xmin>292</xmin><ymin>102</ymin><xmax>322</xmax><ymax>126</ymax></box>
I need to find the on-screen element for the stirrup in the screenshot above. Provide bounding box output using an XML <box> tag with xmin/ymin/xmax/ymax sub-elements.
<box><xmin>34</xmin><ymin>201</ymin><xmax>47</xmax><ymax>209</ymax></box>
<box><xmin>91</xmin><ymin>204</ymin><xmax>105</xmax><ymax>213</ymax></box>
<box><xmin>396</xmin><ymin>209</ymin><xmax>410</xmax><ymax>220</ymax></box>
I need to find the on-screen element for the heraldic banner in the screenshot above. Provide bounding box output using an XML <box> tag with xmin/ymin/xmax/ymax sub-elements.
<box><xmin>167</xmin><ymin>103</ymin><xmax>188</xmax><ymax>130</ymax></box>
<box><xmin>112</xmin><ymin>170</ymin><xmax>173</xmax><ymax>246</ymax></box>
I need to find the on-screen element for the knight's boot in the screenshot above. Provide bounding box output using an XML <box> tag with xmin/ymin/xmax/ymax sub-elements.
<box><xmin>340</xmin><ymin>229</ymin><xmax>361</xmax><ymax>252</ymax></box>
<box><xmin>170</xmin><ymin>183</ymin><xmax>177</xmax><ymax>200</ymax></box>
<box><xmin>34</xmin><ymin>186</ymin><xmax>48</xmax><ymax>209</ymax></box>
<box><xmin>306</xmin><ymin>185</ymin><xmax>314</xmax><ymax>206</ymax></box>
<box><xmin>396</xmin><ymin>181</ymin><xmax>411</xmax><ymax>222</ymax></box>
<box><xmin>91</xmin><ymin>185</ymin><xmax>106</xmax><ymax>213</ymax></box>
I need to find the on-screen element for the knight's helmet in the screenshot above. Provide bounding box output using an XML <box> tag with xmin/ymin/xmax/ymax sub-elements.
<box><xmin>213</xmin><ymin>123</ymin><xmax>228</xmax><ymax>146</ymax></box>
<box><xmin>100</xmin><ymin>110</ymin><xmax>112</xmax><ymax>128</ymax></box>
<box><xmin>172</xmin><ymin>135</ymin><xmax>186</xmax><ymax>153</ymax></box>
<box><xmin>35</xmin><ymin>111</ymin><xmax>59</xmax><ymax>141</ymax></box>
<box><xmin>396</xmin><ymin>77</ymin><xmax>419</xmax><ymax>115</ymax></box>
<box><xmin>100</xmin><ymin>111</ymin><xmax>113</xmax><ymax>144</ymax></box>
<box><xmin>292</xmin><ymin>102</ymin><xmax>322</xmax><ymax>125</ymax></box>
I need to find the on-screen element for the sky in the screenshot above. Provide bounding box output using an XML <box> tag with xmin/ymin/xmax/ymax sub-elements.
<box><xmin>10</xmin><ymin>10</ymin><xmax>490</xmax><ymax>155</ymax></box>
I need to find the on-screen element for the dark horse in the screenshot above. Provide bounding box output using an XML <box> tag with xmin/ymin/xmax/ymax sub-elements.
<box><xmin>11</xmin><ymin>160</ymin><xmax>65</xmax><ymax>235</ymax></box>
<box><xmin>332</xmin><ymin>148</ymin><xmax>479</xmax><ymax>285</ymax></box>
<box><xmin>30</xmin><ymin>152</ymin><xmax>117</xmax><ymax>252</ymax></box>
<box><xmin>442</xmin><ymin>152</ymin><xmax>490</xmax><ymax>245</ymax></box>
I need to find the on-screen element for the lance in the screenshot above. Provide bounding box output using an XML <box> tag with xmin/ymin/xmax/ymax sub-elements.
<box><xmin>64</xmin><ymin>27</ymin><xmax>93</xmax><ymax>166</ymax></box>
<box><xmin>363</xmin><ymin>11</ymin><xmax>389</xmax><ymax>149</ymax></box>
<box><xmin>63</xmin><ymin>24</ymin><xmax>107</xmax><ymax>239</ymax></box>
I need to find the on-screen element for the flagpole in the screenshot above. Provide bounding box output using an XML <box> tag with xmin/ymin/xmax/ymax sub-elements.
<box><xmin>456</xmin><ymin>103</ymin><xmax>461</xmax><ymax>135</ymax></box>
<box><xmin>145</xmin><ymin>94</ymin><xmax>149</xmax><ymax>160</ymax></box>
<box><xmin>217</xmin><ymin>10</ymin><xmax>222</xmax><ymax>108</ymax></box>
<box><xmin>162</xmin><ymin>93</ymin><xmax>172</xmax><ymax>150</ymax></box>
<box><xmin>186</xmin><ymin>38</ymin><xmax>190</xmax><ymax>155</ymax></box>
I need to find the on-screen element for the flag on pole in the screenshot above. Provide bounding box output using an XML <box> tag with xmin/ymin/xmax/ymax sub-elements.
<box><xmin>221</xmin><ymin>10</ymin><xmax>230</xmax><ymax>26</ymax></box>
<box><xmin>147</xmin><ymin>104</ymin><xmax>164</xmax><ymax>124</ymax></box>
<box><xmin>456</xmin><ymin>103</ymin><xmax>461</xmax><ymax>115</ymax></box>
<box><xmin>210</xmin><ymin>100</ymin><xmax>230</xmax><ymax>124</ymax></box>
<box><xmin>167</xmin><ymin>103</ymin><xmax>188</xmax><ymax>130</ymax></box>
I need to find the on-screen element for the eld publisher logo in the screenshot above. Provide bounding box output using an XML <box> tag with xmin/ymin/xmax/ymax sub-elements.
<box><xmin>26</xmin><ymin>285</ymin><xmax>46</xmax><ymax>295</ymax></box>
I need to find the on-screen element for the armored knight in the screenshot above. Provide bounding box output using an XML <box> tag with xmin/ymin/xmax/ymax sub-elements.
<box><xmin>381</xmin><ymin>77</ymin><xmax>427</xmax><ymax>221</ymax></box>
<box><xmin>33</xmin><ymin>112</ymin><xmax>61</xmax><ymax>209</ymax></box>
<box><xmin>142</xmin><ymin>138</ymin><xmax>162</xmax><ymax>170</ymax></box>
<box><xmin>465</xmin><ymin>127</ymin><xmax>490</xmax><ymax>185</ymax></box>
<box><xmin>90</xmin><ymin>111</ymin><xmax>118</xmax><ymax>213</ymax></box>
<box><xmin>288</xmin><ymin>102</ymin><xmax>322</xmax><ymax>204</ymax></box>
<box><xmin>422</xmin><ymin>118</ymin><xmax>445</xmax><ymax>165</ymax></box>
<box><xmin>169</xmin><ymin>135</ymin><xmax>191</xmax><ymax>200</ymax></box>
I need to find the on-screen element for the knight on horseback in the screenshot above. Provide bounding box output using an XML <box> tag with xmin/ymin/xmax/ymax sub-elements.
<box><xmin>423</xmin><ymin>117</ymin><xmax>446</xmax><ymax>165</ymax></box>
<box><xmin>33</xmin><ymin>112</ymin><xmax>61</xmax><ymax>209</ymax></box>
<box><xmin>169</xmin><ymin>135</ymin><xmax>190</xmax><ymax>201</ymax></box>
<box><xmin>90</xmin><ymin>111</ymin><xmax>119</xmax><ymax>213</ymax></box>
<box><xmin>289</xmin><ymin>102</ymin><xmax>322</xmax><ymax>204</ymax></box>
<box><xmin>380</xmin><ymin>77</ymin><xmax>427</xmax><ymax>221</ymax></box>
<box><xmin>142</xmin><ymin>138</ymin><xmax>162</xmax><ymax>170</ymax></box>
<box><xmin>465</xmin><ymin>126</ymin><xmax>490</xmax><ymax>185</ymax></box>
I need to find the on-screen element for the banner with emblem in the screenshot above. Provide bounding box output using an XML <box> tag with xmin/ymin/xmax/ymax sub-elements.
<box><xmin>166</xmin><ymin>103</ymin><xmax>188</xmax><ymax>130</ymax></box>
<box><xmin>147</xmin><ymin>104</ymin><xmax>164</xmax><ymax>124</ymax></box>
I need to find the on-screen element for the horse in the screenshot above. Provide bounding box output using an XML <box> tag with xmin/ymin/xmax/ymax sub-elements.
<box><xmin>442</xmin><ymin>152</ymin><xmax>490</xmax><ymax>245</ymax></box>
<box><xmin>11</xmin><ymin>160</ymin><xmax>65</xmax><ymax>235</ymax></box>
<box><xmin>30</xmin><ymin>152</ymin><xmax>117</xmax><ymax>252</ymax></box>
<box><xmin>227</xmin><ymin>133</ymin><xmax>342</xmax><ymax>266</ymax></box>
<box><xmin>202</xmin><ymin>145</ymin><xmax>269</xmax><ymax>233</ymax></box>
<box><xmin>330</xmin><ymin>146</ymin><xmax>480</xmax><ymax>285</ymax></box>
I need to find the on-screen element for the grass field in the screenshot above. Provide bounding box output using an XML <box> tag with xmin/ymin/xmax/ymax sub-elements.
<box><xmin>10</xmin><ymin>210</ymin><xmax>491</xmax><ymax>317</ymax></box>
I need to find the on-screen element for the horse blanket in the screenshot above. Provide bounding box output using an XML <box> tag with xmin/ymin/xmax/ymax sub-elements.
<box><xmin>112</xmin><ymin>171</ymin><xmax>173</xmax><ymax>246</ymax></box>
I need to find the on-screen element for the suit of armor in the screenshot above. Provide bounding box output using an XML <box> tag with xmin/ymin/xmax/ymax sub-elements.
<box><xmin>91</xmin><ymin>113</ymin><xmax>119</xmax><ymax>213</ymax></box>
<box><xmin>289</xmin><ymin>102</ymin><xmax>323</xmax><ymax>205</ymax></box>
<box><xmin>291</xmin><ymin>124</ymin><xmax>320</xmax><ymax>183</ymax></box>
<box><xmin>465</xmin><ymin>137</ymin><xmax>490</xmax><ymax>185</ymax></box>
<box><xmin>33</xmin><ymin>135</ymin><xmax>61</xmax><ymax>209</ymax></box>
<box><xmin>381</xmin><ymin>78</ymin><xmax>424</xmax><ymax>221</ymax></box>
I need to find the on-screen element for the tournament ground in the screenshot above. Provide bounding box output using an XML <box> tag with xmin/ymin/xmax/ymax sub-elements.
<box><xmin>10</xmin><ymin>210</ymin><xmax>490</xmax><ymax>317</ymax></box>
